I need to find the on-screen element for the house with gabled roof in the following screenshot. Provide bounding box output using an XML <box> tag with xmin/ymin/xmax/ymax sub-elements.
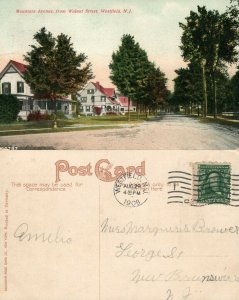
<box><xmin>77</xmin><ymin>81</ymin><xmax>120</xmax><ymax>115</ymax></box>
<box><xmin>117</xmin><ymin>96</ymin><xmax>136</xmax><ymax>114</ymax></box>
<box><xmin>0</xmin><ymin>60</ymin><xmax>33</xmax><ymax>119</ymax></box>
<box><xmin>0</xmin><ymin>60</ymin><xmax>76</xmax><ymax>120</ymax></box>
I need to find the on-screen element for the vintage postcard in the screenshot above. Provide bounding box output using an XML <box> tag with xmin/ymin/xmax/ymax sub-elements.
<box><xmin>1</xmin><ymin>0</ymin><xmax>239</xmax><ymax>299</ymax></box>
<box><xmin>0</xmin><ymin>150</ymin><xmax>239</xmax><ymax>299</ymax></box>
<box><xmin>0</xmin><ymin>0</ymin><xmax>238</xmax><ymax>149</ymax></box>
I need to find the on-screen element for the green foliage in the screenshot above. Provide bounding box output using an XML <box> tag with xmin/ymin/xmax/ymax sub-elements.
<box><xmin>0</xmin><ymin>95</ymin><xmax>20</xmax><ymax>123</ymax></box>
<box><xmin>109</xmin><ymin>34</ymin><xmax>169</xmax><ymax>111</ymax></box>
<box><xmin>180</xmin><ymin>6</ymin><xmax>239</xmax><ymax>66</ymax></box>
<box><xmin>24</xmin><ymin>27</ymin><xmax>94</xmax><ymax>101</ymax></box>
<box><xmin>172</xmin><ymin>63</ymin><xmax>233</xmax><ymax>114</ymax></box>
<box><xmin>142</xmin><ymin>65</ymin><xmax>169</xmax><ymax>110</ymax></box>
<box><xmin>56</xmin><ymin>111</ymin><xmax>67</xmax><ymax>119</ymax></box>
<box><xmin>179</xmin><ymin>5</ymin><xmax>239</xmax><ymax>116</ymax></box>
<box><xmin>230</xmin><ymin>69</ymin><xmax>239</xmax><ymax>111</ymax></box>
<box><xmin>109</xmin><ymin>34</ymin><xmax>150</xmax><ymax>101</ymax></box>
<box><xmin>171</xmin><ymin>64</ymin><xmax>202</xmax><ymax>113</ymax></box>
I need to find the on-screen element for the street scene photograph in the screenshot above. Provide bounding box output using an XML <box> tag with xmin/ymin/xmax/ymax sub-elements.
<box><xmin>0</xmin><ymin>0</ymin><xmax>239</xmax><ymax>149</ymax></box>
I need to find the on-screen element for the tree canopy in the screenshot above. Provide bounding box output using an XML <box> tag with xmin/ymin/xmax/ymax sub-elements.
<box><xmin>109</xmin><ymin>34</ymin><xmax>169</xmax><ymax>118</ymax></box>
<box><xmin>24</xmin><ymin>27</ymin><xmax>93</xmax><ymax>100</ymax></box>
<box><xmin>179</xmin><ymin>6</ymin><xmax>239</xmax><ymax>117</ymax></box>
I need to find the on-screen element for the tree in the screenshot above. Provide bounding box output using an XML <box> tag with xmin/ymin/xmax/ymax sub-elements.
<box><xmin>180</xmin><ymin>6</ymin><xmax>239</xmax><ymax>118</ymax></box>
<box><xmin>24</xmin><ymin>27</ymin><xmax>93</xmax><ymax>114</ymax></box>
<box><xmin>0</xmin><ymin>95</ymin><xmax>20</xmax><ymax>123</ymax></box>
<box><xmin>230</xmin><ymin>69</ymin><xmax>239</xmax><ymax>111</ymax></box>
<box><xmin>143</xmin><ymin>65</ymin><xmax>169</xmax><ymax>114</ymax></box>
<box><xmin>172</xmin><ymin>63</ymin><xmax>203</xmax><ymax>115</ymax></box>
<box><xmin>109</xmin><ymin>34</ymin><xmax>152</xmax><ymax>120</ymax></box>
<box><xmin>172</xmin><ymin>62</ymin><xmax>233</xmax><ymax>115</ymax></box>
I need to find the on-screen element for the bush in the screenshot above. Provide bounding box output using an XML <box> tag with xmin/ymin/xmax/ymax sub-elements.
<box><xmin>0</xmin><ymin>94</ymin><xmax>20</xmax><ymax>123</ymax></box>
<box><xmin>106</xmin><ymin>112</ymin><xmax>118</xmax><ymax>116</ymax></box>
<box><xmin>94</xmin><ymin>106</ymin><xmax>102</xmax><ymax>115</ymax></box>
<box><xmin>56</xmin><ymin>111</ymin><xmax>67</xmax><ymax>119</ymax></box>
<box><xmin>27</xmin><ymin>111</ymin><xmax>53</xmax><ymax>121</ymax></box>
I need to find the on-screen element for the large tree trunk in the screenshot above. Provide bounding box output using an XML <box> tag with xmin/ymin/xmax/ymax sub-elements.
<box><xmin>212</xmin><ymin>71</ymin><xmax>217</xmax><ymax>118</ymax></box>
<box><xmin>54</xmin><ymin>99</ymin><xmax>58</xmax><ymax>128</ymax></box>
<box><xmin>128</xmin><ymin>97</ymin><xmax>131</xmax><ymax>121</ymax></box>
<box><xmin>212</xmin><ymin>44</ymin><xmax>219</xmax><ymax>119</ymax></box>
<box><xmin>201</xmin><ymin>59</ymin><xmax>208</xmax><ymax>118</ymax></box>
<box><xmin>137</xmin><ymin>102</ymin><xmax>140</xmax><ymax>120</ymax></box>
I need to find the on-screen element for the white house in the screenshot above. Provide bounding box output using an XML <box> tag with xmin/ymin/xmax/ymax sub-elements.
<box><xmin>78</xmin><ymin>81</ymin><xmax>121</xmax><ymax>115</ymax></box>
<box><xmin>117</xmin><ymin>96</ymin><xmax>136</xmax><ymax>114</ymax></box>
<box><xmin>78</xmin><ymin>81</ymin><xmax>137</xmax><ymax>116</ymax></box>
<box><xmin>0</xmin><ymin>60</ymin><xmax>75</xmax><ymax>119</ymax></box>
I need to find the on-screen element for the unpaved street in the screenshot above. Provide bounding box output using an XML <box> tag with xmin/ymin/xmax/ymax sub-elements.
<box><xmin>0</xmin><ymin>114</ymin><xmax>239</xmax><ymax>150</ymax></box>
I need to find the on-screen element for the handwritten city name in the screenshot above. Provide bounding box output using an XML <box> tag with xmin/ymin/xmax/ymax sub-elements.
<box><xmin>131</xmin><ymin>268</ymin><xmax>239</xmax><ymax>284</ymax></box>
<box><xmin>55</xmin><ymin>159</ymin><xmax>145</xmax><ymax>182</ymax></box>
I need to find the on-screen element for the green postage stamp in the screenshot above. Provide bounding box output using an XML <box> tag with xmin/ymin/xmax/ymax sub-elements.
<box><xmin>194</xmin><ymin>163</ymin><xmax>231</xmax><ymax>205</ymax></box>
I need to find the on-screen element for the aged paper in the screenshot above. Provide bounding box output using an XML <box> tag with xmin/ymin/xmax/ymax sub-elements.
<box><xmin>0</xmin><ymin>150</ymin><xmax>239</xmax><ymax>299</ymax></box>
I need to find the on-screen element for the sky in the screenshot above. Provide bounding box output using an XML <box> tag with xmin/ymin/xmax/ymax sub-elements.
<box><xmin>0</xmin><ymin>0</ymin><xmax>236</xmax><ymax>91</ymax></box>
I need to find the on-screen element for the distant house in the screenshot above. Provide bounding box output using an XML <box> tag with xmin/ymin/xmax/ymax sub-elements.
<box><xmin>0</xmin><ymin>60</ymin><xmax>76</xmax><ymax>120</ymax></box>
<box><xmin>117</xmin><ymin>96</ymin><xmax>136</xmax><ymax>114</ymax></box>
<box><xmin>78</xmin><ymin>81</ymin><xmax>120</xmax><ymax>115</ymax></box>
<box><xmin>78</xmin><ymin>81</ymin><xmax>136</xmax><ymax>116</ymax></box>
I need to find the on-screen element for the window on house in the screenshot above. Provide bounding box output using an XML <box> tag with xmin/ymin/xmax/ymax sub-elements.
<box><xmin>91</xmin><ymin>96</ymin><xmax>95</xmax><ymax>102</ymax></box>
<box><xmin>57</xmin><ymin>102</ymin><xmax>61</xmax><ymax>110</ymax></box>
<box><xmin>101</xmin><ymin>96</ymin><xmax>106</xmax><ymax>102</ymax></box>
<box><xmin>22</xmin><ymin>100</ymin><xmax>30</xmax><ymax>111</ymax></box>
<box><xmin>19</xmin><ymin>100</ymin><xmax>23</xmax><ymax>111</ymax></box>
<box><xmin>38</xmin><ymin>101</ymin><xmax>47</xmax><ymax>109</ymax></box>
<box><xmin>29</xmin><ymin>99</ymin><xmax>34</xmax><ymax>110</ymax></box>
<box><xmin>2</xmin><ymin>82</ymin><xmax>11</xmax><ymax>94</ymax></box>
<box><xmin>87</xmin><ymin>89</ymin><xmax>95</xmax><ymax>94</ymax></box>
<box><xmin>81</xmin><ymin>97</ymin><xmax>87</xmax><ymax>102</ymax></box>
<box><xmin>17</xmin><ymin>81</ymin><xmax>24</xmax><ymax>93</ymax></box>
<box><xmin>86</xmin><ymin>106</ymin><xmax>91</xmax><ymax>112</ymax></box>
<box><xmin>47</xmin><ymin>101</ymin><xmax>54</xmax><ymax>110</ymax></box>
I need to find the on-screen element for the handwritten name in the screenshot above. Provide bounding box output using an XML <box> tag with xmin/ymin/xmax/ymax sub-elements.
<box><xmin>14</xmin><ymin>223</ymin><xmax>72</xmax><ymax>244</ymax></box>
<box><xmin>101</xmin><ymin>218</ymin><xmax>239</xmax><ymax>236</ymax></box>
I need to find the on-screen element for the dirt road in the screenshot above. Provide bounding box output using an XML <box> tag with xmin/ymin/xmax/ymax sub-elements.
<box><xmin>0</xmin><ymin>114</ymin><xmax>239</xmax><ymax>150</ymax></box>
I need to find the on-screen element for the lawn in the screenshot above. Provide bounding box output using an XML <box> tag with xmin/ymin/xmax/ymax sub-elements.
<box><xmin>0</xmin><ymin>113</ymin><xmax>151</xmax><ymax>136</ymax></box>
<box><xmin>58</xmin><ymin>113</ymin><xmax>148</xmax><ymax>126</ymax></box>
<box><xmin>193</xmin><ymin>115</ymin><xmax>239</xmax><ymax>128</ymax></box>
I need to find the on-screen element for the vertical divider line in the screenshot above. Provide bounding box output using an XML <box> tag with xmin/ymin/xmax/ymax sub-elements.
<box><xmin>99</xmin><ymin>183</ymin><xmax>101</xmax><ymax>300</ymax></box>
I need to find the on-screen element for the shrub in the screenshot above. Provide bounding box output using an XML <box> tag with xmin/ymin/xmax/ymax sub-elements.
<box><xmin>0</xmin><ymin>94</ymin><xmax>20</xmax><ymax>123</ymax></box>
<box><xmin>27</xmin><ymin>111</ymin><xmax>53</xmax><ymax>121</ymax></box>
<box><xmin>94</xmin><ymin>106</ymin><xmax>102</xmax><ymax>115</ymax></box>
<box><xmin>106</xmin><ymin>111</ymin><xmax>118</xmax><ymax>115</ymax></box>
<box><xmin>56</xmin><ymin>111</ymin><xmax>67</xmax><ymax>119</ymax></box>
